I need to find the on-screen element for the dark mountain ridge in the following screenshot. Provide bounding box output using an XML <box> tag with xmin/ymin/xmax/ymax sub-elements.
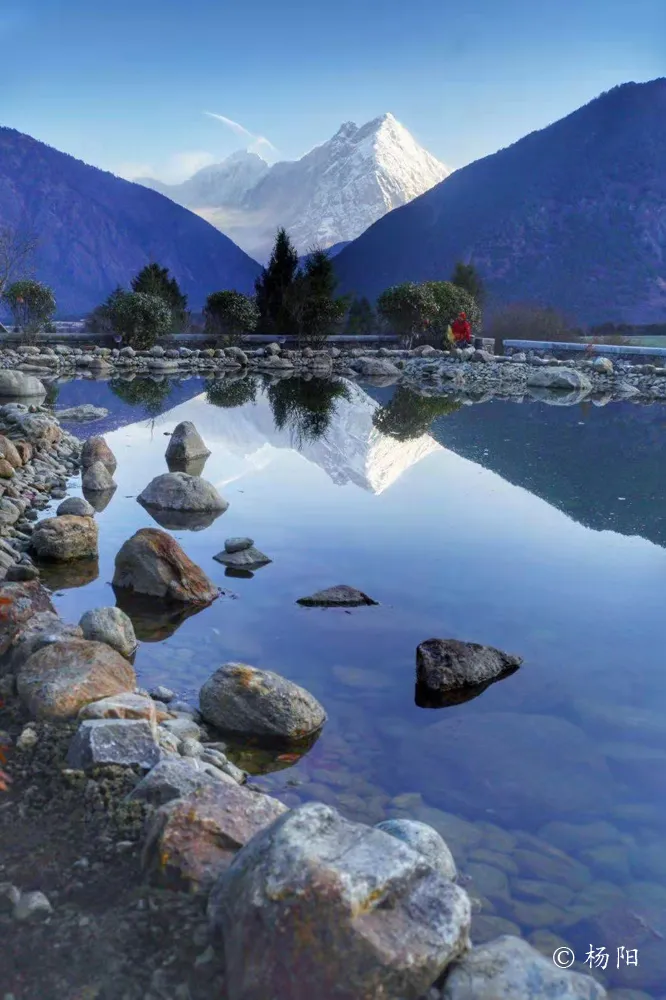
<box><xmin>335</xmin><ymin>79</ymin><xmax>666</xmax><ymax>324</ymax></box>
<box><xmin>0</xmin><ymin>128</ymin><xmax>261</xmax><ymax>316</ymax></box>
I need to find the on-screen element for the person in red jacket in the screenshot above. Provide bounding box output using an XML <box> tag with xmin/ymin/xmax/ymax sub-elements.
<box><xmin>451</xmin><ymin>311</ymin><xmax>472</xmax><ymax>345</ymax></box>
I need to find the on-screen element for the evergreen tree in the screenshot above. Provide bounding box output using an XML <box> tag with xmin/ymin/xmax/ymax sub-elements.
<box><xmin>131</xmin><ymin>262</ymin><xmax>188</xmax><ymax>331</ymax></box>
<box><xmin>345</xmin><ymin>296</ymin><xmax>376</xmax><ymax>336</ymax></box>
<box><xmin>451</xmin><ymin>262</ymin><xmax>485</xmax><ymax>306</ymax></box>
<box><xmin>255</xmin><ymin>228</ymin><xmax>299</xmax><ymax>335</ymax></box>
<box><xmin>288</xmin><ymin>248</ymin><xmax>346</xmax><ymax>346</ymax></box>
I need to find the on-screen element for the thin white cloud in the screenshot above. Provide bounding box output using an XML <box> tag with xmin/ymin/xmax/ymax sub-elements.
<box><xmin>116</xmin><ymin>150</ymin><xmax>216</xmax><ymax>184</ymax></box>
<box><xmin>204</xmin><ymin>111</ymin><xmax>277</xmax><ymax>152</ymax></box>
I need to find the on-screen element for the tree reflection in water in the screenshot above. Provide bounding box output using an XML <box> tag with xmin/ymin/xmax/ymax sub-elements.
<box><xmin>372</xmin><ymin>386</ymin><xmax>462</xmax><ymax>441</ymax></box>
<box><xmin>266</xmin><ymin>376</ymin><xmax>350</xmax><ymax>447</ymax></box>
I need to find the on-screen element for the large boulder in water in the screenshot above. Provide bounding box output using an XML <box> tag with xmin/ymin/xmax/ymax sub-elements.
<box><xmin>209</xmin><ymin>802</ymin><xmax>472</xmax><ymax>1000</ymax></box>
<box><xmin>440</xmin><ymin>935</ymin><xmax>606</xmax><ymax>999</ymax></box>
<box><xmin>199</xmin><ymin>662</ymin><xmax>326</xmax><ymax>741</ymax></box>
<box><xmin>17</xmin><ymin>638</ymin><xmax>136</xmax><ymax>720</ymax></box>
<box><xmin>137</xmin><ymin>472</ymin><xmax>228</xmax><ymax>515</ymax></box>
<box><xmin>31</xmin><ymin>515</ymin><xmax>98</xmax><ymax>561</ymax></box>
<box><xmin>165</xmin><ymin>421</ymin><xmax>211</xmax><ymax>467</ymax></box>
<box><xmin>81</xmin><ymin>460</ymin><xmax>116</xmax><ymax>492</ymax></box>
<box><xmin>416</xmin><ymin>638</ymin><xmax>523</xmax><ymax>695</ymax></box>
<box><xmin>112</xmin><ymin>527</ymin><xmax>218</xmax><ymax>604</ymax></box>
<box><xmin>0</xmin><ymin>371</ymin><xmax>46</xmax><ymax>398</ymax></box>
<box><xmin>81</xmin><ymin>436</ymin><xmax>117</xmax><ymax>471</ymax></box>
<box><xmin>401</xmin><ymin>712</ymin><xmax>617</xmax><ymax>825</ymax></box>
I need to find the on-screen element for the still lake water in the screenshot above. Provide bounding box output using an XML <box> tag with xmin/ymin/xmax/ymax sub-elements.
<box><xmin>45</xmin><ymin>375</ymin><xmax>666</xmax><ymax>995</ymax></box>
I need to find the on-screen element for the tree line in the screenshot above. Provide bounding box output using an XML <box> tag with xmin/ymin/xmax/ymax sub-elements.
<box><xmin>0</xmin><ymin>222</ymin><xmax>487</xmax><ymax>347</ymax></box>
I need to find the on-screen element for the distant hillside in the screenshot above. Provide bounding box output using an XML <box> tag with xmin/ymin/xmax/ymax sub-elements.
<box><xmin>335</xmin><ymin>80</ymin><xmax>666</xmax><ymax>325</ymax></box>
<box><xmin>0</xmin><ymin>128</ymin><xmax>261</xmax><ymax>316</ymax></box>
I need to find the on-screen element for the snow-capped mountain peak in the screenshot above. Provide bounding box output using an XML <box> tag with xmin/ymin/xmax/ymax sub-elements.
<box><xmin>138</xmin><ymin>114</ymin><xmax>449</xmax><ymax>260</ymax></box>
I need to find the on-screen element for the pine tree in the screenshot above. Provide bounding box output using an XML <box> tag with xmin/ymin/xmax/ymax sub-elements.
<box><xmin>255</xmin><ymin>228</ymin><xmax>299</xmax><ymax>335</ymax></box>
<box><xmin>288</xmin><ymin>248</ymin><xmax>347</xmax><ymax>346</ymax></box>
<box><xmin>131</xmin><ymin>262</ymin><xmax>188</xmax><ymax>331</ymax></box>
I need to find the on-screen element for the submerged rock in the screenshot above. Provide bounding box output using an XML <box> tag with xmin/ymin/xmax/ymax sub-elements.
<box><xmin>296</xmin><ymin>585</ymin><xmax>378</xmax><ymax>607</ymax></box>
<box><xmin>82</xmin><ymin>460</ymin><xmax>116</xmax><ymax>492</ymax></box>
<box><xmin>209</xmin><ymin>802</ymin><xmax>472</xmax><ymax>1000</ymax></box>
<box><xmin>31</xmin><ymin>515</ymin><xmax>99</xmax><ymax>561</ymax></box>
<box><xmin>17</xmin><ymin>638</ymin><xmax>136</xmax><ymax>720</ymax></box>
<box><xmin>402</xmin><ymin>712</ymin><xmax>616</xmax><ymax>824</ymax></box>
<box><xmin>0</xmin><ymin>371</ymin><xmax>46</xmax><ymax>398</ymax></box>
<box><xmin>79</xmin><ymin>606</ymin><xmax>137</xmax><ymax>658</ymax></box>
<box><xmin>113</xmin><ymin>528</ymin><xmax>218</xmax><ymax>605</ymax></box>
<box><xmin>81</xmin><ymin>436</ymin><xmax>117</xmax><ymax>471</ymax></box>
<box><xmin>416</xmin><ymin>638</ymin><xmax>522</xmax><ymax>695</ymax></box>
<box><xmin>143</xmin><ymin>780</ymin><xmax>287</xmax><ymax>890</ymax></box>
<box><xmin>137</xmin><ymin>472</ymin><xmax>228</xmax><ymax>517</ymax></box>
<box><xmin>440</xmin><ymin>935</ymin><xmax>606</xmax><ymax>999</ymax></box>
<box><xmin>165</xmin><ymin>420</ymin><xmax>211</xmax><ymax>466</ymax></box>
<box><xmin>56</xmin><ymin>497</ymin><xmax>95</xmax><ymax>517</ymax></box>
<box><xmin>67</xmin><ymin>718</ymin><xmax>160</xmax><ymax>770</ymax></box>
<box><xmin>199</xmin><ymin>662</ymin><xmax>326</xmax><ymax>741</ymax></box>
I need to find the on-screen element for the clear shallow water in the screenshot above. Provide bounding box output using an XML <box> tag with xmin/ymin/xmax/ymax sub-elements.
<box><xmin>46</xmin><ymin>375</ymin><xmax>666</xmax><ymax>994</ymax></box>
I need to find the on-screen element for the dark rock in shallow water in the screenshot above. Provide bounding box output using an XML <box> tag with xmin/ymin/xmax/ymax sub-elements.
<box><xmin>213</xmin><ymin>545</ymin><xmax>271</xmax><ymax>570</ymax></box>
<box><xmin>296</xmin><ymin>585</ymin><xmax>378</xmax><ymax>607</ymax></box>
<box><xmin>416</xmin><ymin>638</ymin><xmax>522</xmax><ymax>697</ymax></box>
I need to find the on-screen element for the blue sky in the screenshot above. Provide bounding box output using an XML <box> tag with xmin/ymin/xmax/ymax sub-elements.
<box><xmin>2</xmin><ymin>0</ymin><xmax>664</xmax><ymax>181</ymax></box>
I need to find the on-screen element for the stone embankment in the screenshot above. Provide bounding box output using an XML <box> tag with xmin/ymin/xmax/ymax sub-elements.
<box><xmin>0</xmin><ymin>402</ymin><xmax>607</xmax><ymax>999</ymax></box>
<box><xmin>3</xmin><ymin>338</ymin><xmax>666</xmax><ymax>405</ymax></box>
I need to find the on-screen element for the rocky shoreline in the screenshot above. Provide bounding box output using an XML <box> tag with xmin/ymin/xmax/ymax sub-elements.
<box><xmin>0</xmin><ymin>400</ymin><xmax>614</xmax><ymax>998</ymax></box>
<box><xmin>3</xmin><ymin>339</ymin><xmax>666</xmax><ymax>407</ymax></box>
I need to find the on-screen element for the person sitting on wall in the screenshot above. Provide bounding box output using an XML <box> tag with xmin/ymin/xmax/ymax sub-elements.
<box><xmin>451</xmin><ymin>312</ymin><xmax>472</xmax><ymax>345</ymax></box>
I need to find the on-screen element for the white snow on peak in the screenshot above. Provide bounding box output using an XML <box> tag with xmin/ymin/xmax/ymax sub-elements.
<box><xmin>137</xmin><ymin>114</ymin><xmax>449</xmax><ymax>260</ymax></box>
